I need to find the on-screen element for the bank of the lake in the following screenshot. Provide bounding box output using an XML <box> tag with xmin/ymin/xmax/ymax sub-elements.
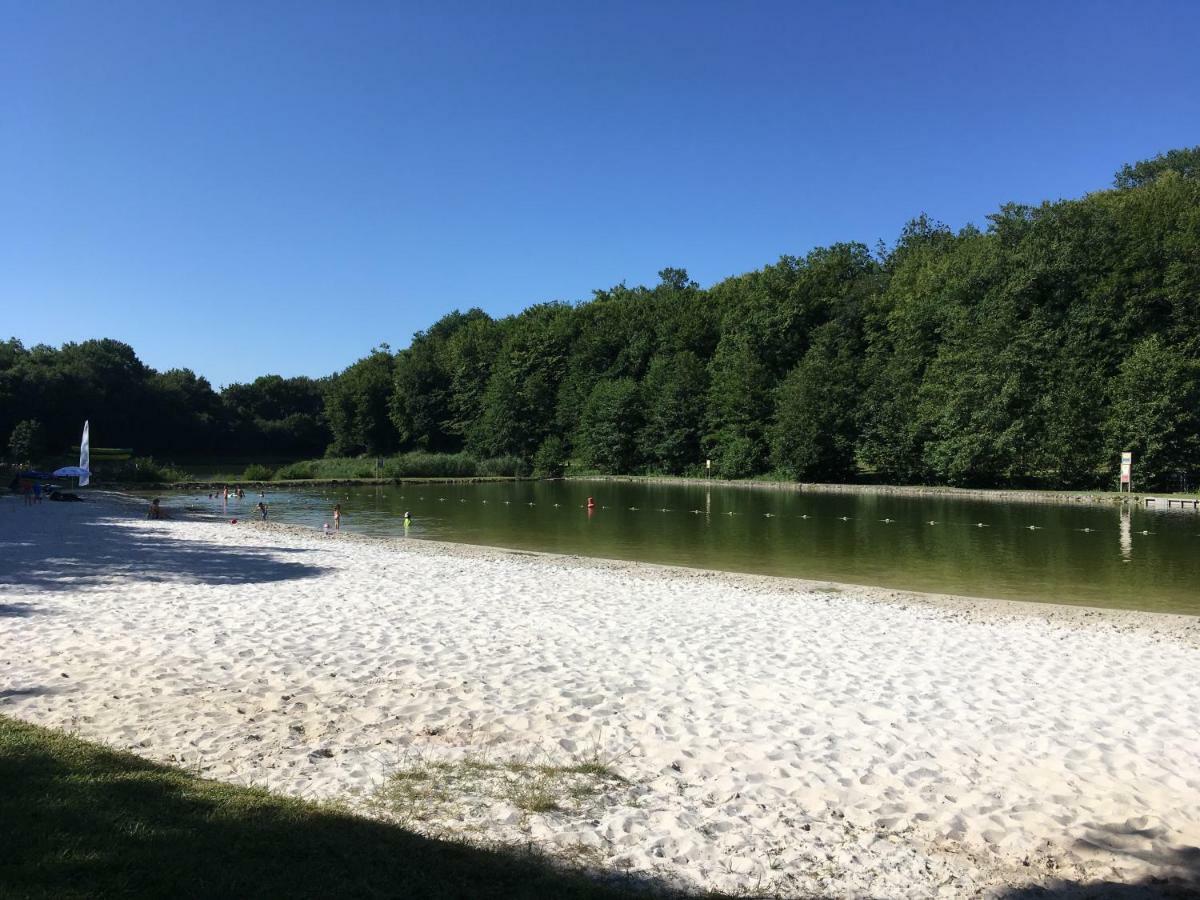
<box><xmin>161</xmin><ymin>479</ymin><xmax>1200</xmax><ymax>614</ymax></box>
<box><xmin>3</xmin><ymin>493</ymin><xmax>1199</xmax><ymax>897</ymax></box>
<box><xmin>569</xmin><ymin>474</ymin><xmax>1200</xmax><ymax>509</ymax></box>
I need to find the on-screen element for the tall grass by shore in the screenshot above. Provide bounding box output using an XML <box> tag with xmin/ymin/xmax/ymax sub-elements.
<box><xmin>266</xmin><ymin>452</ymin><xmax>528</xmax><ymax>482</ymax></box>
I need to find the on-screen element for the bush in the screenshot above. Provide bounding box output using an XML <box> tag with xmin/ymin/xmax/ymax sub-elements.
<box><xmin>273</xmin><ymin>461</ymin><xmax>316</xmax><ymax>480</ymax></box>
<box><xmin>531</xmin><ymin>437</ymin><xmax>566</xmax><ymax>477</ymax></box>
<box><xmin>242</xmin><ymin>464</ymin><xmax>275</xmax><ymax>482</ymax></box>
<box><xmin>480</xmin><ymin>454</ymin><xmax>529</xmax><ymax>477</ymax></box>
<box><xmin>7</xmin><ymin>419</ymin><xmax>45</xmax><ymax>465</ymax></box>
<box><xmin>102</xmin><ymin>456</ymin><xmax>192</xmax><ymax>483</ymax></box>
<box><xmin>383</xmin><ymin>452</ymin><xmax>478</xmax><ymax>478</ymax></box>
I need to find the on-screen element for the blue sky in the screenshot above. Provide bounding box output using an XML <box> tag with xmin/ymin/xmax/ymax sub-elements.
<box><xmin>3</xmin><ymin>1</ymin><xmax>1198</xmax><ymax>387</ymax></box>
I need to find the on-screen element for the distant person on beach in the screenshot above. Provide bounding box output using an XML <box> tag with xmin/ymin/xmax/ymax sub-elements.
<box><xmin>21</xmin><ymin>479</ymin><xmax>33</xmax><ymax>505</ymax></box>
<box><xmin>32</xmin><ymin>482</ymin><xmax>42</xmax><ymax>503</ymax></box>
<box><xmin>257</xmin><ymin>501</ymin><xmax>267</xmax><ymax>520</ymax></box>
<box><xmin>147</xmin><ymin>498</ymin><xmax>167</xmax><ymax>520</ymax></box>
<box><xmin>333</xmin><ymin>504</ymin><xmax>342</xmax><ymax>531</ymax></box>
<box><xmin>323</xmin><ymin>522</ymin><xmax>331</xmax><ymax>537</ymax></box>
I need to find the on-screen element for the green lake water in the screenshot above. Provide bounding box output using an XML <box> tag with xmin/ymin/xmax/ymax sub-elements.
<box><xmin>186</xmin><ymin>481</ymin><xmax>1200</xmax><ymax>615</ymax></box>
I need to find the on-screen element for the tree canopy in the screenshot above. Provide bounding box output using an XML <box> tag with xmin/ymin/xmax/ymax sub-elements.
<box><xmin>5</xmin><ymin>147</ymin><xmax>1198</xmax><ymax>489</ymax></box>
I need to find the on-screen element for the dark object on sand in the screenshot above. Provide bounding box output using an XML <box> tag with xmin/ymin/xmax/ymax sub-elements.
<box><xmin>48</xmin><ymin>491</ymin><xmax>84</xmax><ymax>502</ymax></box>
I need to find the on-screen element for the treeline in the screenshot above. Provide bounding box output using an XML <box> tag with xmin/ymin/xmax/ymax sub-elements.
<box><xmin>4</xmin><ymin>148</ymin><xmax>1199</xmax><ymax>488</ymax></box>
<box><xmin>0</xmin><ymin>341</ymin><xmax>331</xmax><ymax>463</ymax></box>
<box><xmin>330</xmin><ymin>149</ymin><xmax>1200</xmax><ymax>489</ymax></box>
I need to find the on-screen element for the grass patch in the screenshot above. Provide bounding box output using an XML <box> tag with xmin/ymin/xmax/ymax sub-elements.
<box><xmin>370</xmin><ymin>749</ymin><xmax>630</xmax><ymax>830</ymax></box>
<box><xmin>0</xmin><ymin>715</ymin><xmax>656</xmax><ymax>899</ymax></box>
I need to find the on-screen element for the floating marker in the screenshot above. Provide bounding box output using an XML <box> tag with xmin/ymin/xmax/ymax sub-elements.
<box><xmin>764</xmin><ymin>513</ymin><xmax>774</xmax><ymax>518</ymax></box>
<box><xmin>800</xmin><ymin>514</ymin><xmax>809</xmax><ymax>519</ymax></box>
<box><xmin>1027</xmin><ymin>525</ymin><xmax>1040</xmax><ymax>530</ymax></box>
<box><xmin>976</xmin><ymin>523</ymin><xmax>988</xmax><ymax>528</ymax></box>
<box><xmin>881</xmin><ymin>518</ymin><xmax>893</xmax><ymax>524</ymax></box>
<box><xmin>927</xmin><ymin>520</ymin><xmax>936</xmax><ymax>525</ymax></box>
<box><xmin>840</xmin><ymin>516</ymin><xmax>850</xmax><ymax>521</ymax></box>
<box><xmin>629</xmin><ymin>506</ymin><xmax>639</xmax><ymax>511</ymax></box>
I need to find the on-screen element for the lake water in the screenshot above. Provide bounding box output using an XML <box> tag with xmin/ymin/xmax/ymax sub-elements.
<box><xmin>189</xmin><ymin>481</ymin><xmax>1200</xmax><ymax>615</ymax></box>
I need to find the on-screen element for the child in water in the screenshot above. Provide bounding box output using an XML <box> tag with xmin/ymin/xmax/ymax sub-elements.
<box><xmin>257</xmin><ymin>501</ymin><xmax>267</xmax><ymax>520</ymax></box>
<box><xmin>333</xmin><ymin>504</ymin><xmax>342</xmax><ymax>531</ymax></box>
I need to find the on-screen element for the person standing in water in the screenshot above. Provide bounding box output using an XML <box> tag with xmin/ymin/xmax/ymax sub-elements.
<box><xmin>257</xmin><ymin>501</ymin><xmax>267</xmax><ymax>520</ymax></box>
<box><xmin>333</xmin><ymin>504</ymin><xmax>342</xmax><ymax>531</ymax></box>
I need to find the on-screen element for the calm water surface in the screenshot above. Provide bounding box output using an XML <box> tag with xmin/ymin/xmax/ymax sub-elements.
<box><xmin>190</xmin><ymin>482</ymin><xmax>1200</xmax><ymax>615</ymax></box>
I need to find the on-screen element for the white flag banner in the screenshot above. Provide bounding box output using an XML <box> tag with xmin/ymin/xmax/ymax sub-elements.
<box><xmin>79</xmin><ymin>420</ymin><xmax>90</xmax><ymax>486</ymax></box>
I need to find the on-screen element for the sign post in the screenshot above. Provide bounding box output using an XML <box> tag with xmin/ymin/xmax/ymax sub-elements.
<box><xmin>1120</xmin><ymin>451</ymin><xmax>1133</xmax><ymax>493</ymax></box>
<box><xmin>705</xmin><ymin>458</ymin><xmax>711</xmax><ymax>482</ymax></box>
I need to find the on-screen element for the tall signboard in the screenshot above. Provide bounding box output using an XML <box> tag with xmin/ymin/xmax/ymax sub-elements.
<box><xmin>1120</xmin><ymin>451</ymin><xmax>1133</xmax><ymax>492</ymax></box>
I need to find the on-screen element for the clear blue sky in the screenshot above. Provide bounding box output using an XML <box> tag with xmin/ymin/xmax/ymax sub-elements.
<box><xmin>4</xmin><ymin>1</ymin><xmax>1197</xmax><ymax>387</ymax></box>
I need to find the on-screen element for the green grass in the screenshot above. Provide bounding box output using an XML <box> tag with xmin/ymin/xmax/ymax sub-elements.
<box><xmin>369</xmin><ymin>750</ymin><xmax>630</xmax><ymax>833</ymax></box>
<box><xmin>0</xmin><ymin>716</ymin><xmax>666</xmax><ymax>899</ymax></box>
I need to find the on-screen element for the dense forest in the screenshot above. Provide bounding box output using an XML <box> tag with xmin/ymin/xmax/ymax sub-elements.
<box><xmin>4</xmin><ymin>148</ymin><xmax>1198</xmax><ymax>489</ymax></box>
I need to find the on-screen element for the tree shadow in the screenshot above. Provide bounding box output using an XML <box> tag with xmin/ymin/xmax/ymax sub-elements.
<box><xmin>998</xmin><ymin>821</ymin><xmax>1200</xmax><ymax>898</ymax></box>
<box><xmin>0</xmin><ymin>687</ymin><xmax>57</xmax><ymax>701</ymax></box>
<box><xmin>0</xmin><ymin>516</ymin><xmax>327</xmax><ymax>593</ymax></box>
<box><xmin>0</xmin><ymin>715</ymin><xmax>687</xmax><ymax>899</ymax></box>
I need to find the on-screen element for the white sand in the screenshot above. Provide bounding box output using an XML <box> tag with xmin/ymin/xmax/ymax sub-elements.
<box><xmin>3</xmin><ymin>493</ymin><xmax>1199</xmax><ymax>897</ymax></box>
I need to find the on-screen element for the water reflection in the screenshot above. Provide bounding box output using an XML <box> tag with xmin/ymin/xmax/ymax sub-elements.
<box><xmin>1120</xmin><ymin>504</ymin><xmax>1132</xmax><ymax>562</ymax></box>
<box><xmin>169</xmin><ymin>482</ymin><xmax>1200</xmax><ymax>614</ymax></box>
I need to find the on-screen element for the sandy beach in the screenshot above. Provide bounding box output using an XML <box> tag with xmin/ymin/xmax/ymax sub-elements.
<box><xmin>2</xmin><ymin>492</ymin><xmax>1198</xmax><ymax>897</ymax></box>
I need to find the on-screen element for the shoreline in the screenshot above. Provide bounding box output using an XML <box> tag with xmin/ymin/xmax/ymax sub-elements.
<box><xmin>252</xmin><ymin>519</ymin><xmax>1200</xmax><ymax>643</ymax></box>
<box><xmin>92</xmin><ymin>472</ymin><xmax>1200</xmax><ymax>510</ymax></box>
<box><xmin>4</xmin><ymin>493</ymin><xmax>1199</xmax><ymax>896</ymax></box>
<box><xmin>568</xmin><ymin>474</ymin><xmax>1200</xmax><ymax>509</ymax></box>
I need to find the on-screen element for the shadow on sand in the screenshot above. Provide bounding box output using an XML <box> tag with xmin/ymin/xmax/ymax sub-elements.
<box><xmin>998</xmin><ymin>821</ymin><xmax>1200</xmax><ymax>898</ymax></box>
<box><xmin>0</xmin><ymin>715</ymin><xmax>679</xmax><ymax>899</ymax></box>
<box><xmin>0</xmin><ymin>513</ymin><xmax>327</xmax><ymax>594</ymax></box>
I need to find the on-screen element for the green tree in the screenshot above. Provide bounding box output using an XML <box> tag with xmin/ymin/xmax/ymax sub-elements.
<box><xmin>770</xmin><ymin>325</ymin><xmax>861</xmax><ymax>481</ymax></box>
<box><xmin>574</xmin><ymin>378</ymin><xmax>641</xmax><ymax>473</ymax></box>
<box><xmin>1106</xmin><ymin>336</ymin><xmax>1200</xmax><ymax>488</ymax></box>
<box><xmin>704</xmin><ymin>335</ymin><xmax>771</xmax><ymax>477</ymax></box>
<box><xmin>468</xmin><ymin>304</ymin><xmax>574</xmax><ymax>459</ymax></box>
<box><xmin>8</xmin><ymin>419</ymin><xmax>44</xmax><ymax>465</ymax></box>
<box><xmin>1114</xmin><ymin>146</ymin><xmax>1200</xmax><ymax>189</ymax></box>
<box><xmin>325</xmin><ymin>347</ymin><xmax>398</xmax><ymax>456</ymax></box>
<box><xmin>639</xmin><ymin>351</ymin><xmax>707</xmax><ymax>474</ymax></box>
